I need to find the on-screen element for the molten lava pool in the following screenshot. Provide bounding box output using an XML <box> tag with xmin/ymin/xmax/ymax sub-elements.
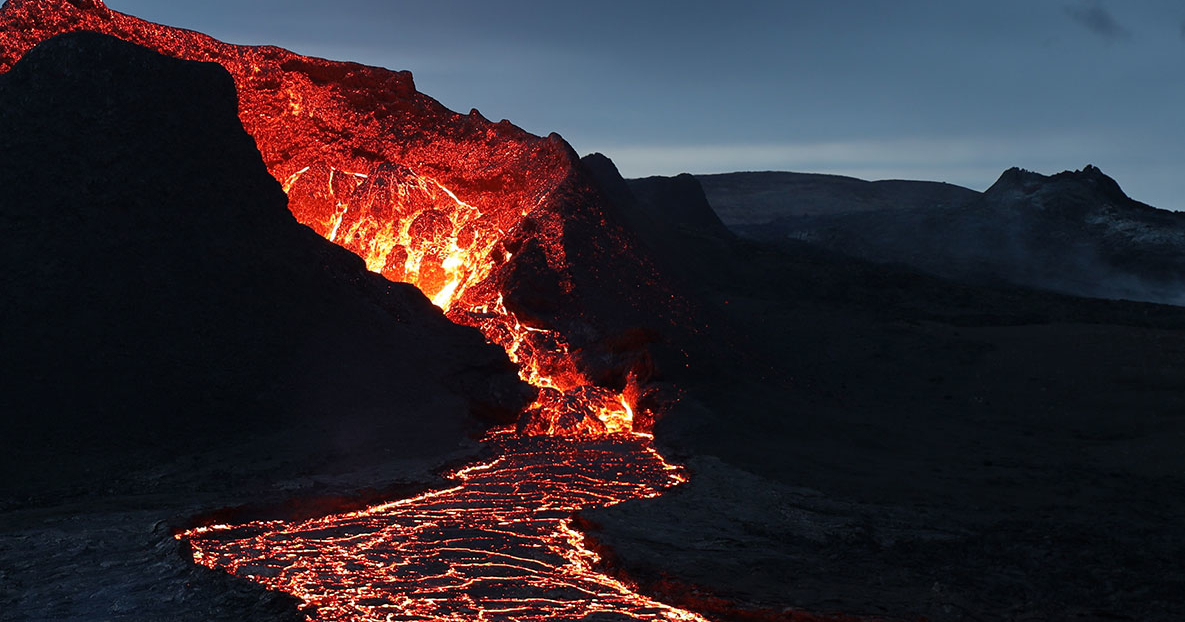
<box><xmin>182</xmin><ymin>431</ymin><xmax>708</xmax><ymax>622</ymax></box>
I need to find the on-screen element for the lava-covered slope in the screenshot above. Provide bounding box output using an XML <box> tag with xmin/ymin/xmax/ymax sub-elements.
<box><xmin>0</xmin><ymin>0</ymin><xmax>704</xmax><ymax>435</ymax></box>
<box><xmin>0</xmin><ymin>31</ymin><xmax>527</xmax><ymax>495</ymax></box>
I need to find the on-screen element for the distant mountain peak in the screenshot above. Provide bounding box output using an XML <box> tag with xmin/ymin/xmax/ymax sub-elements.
<box><xmin>987</xmin><ymin>164</ymin><xmax>1130</xmax><ymax>205</ymax></box>
<box><xmin>1053</xmin><ymin>164</ymin><xmax>1128</xmax><ymax>201</ymax></box>
<box><xmin>987</xmin><ymin>166</ymin><xmax>1047</xmax><ymax>195</ymax></box>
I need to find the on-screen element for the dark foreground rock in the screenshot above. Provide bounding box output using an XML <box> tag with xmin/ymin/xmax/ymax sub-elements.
<box><xmin>0</xmin><ymin>32</ymin><xmax>526</xmax><ymax>620</ymax></box>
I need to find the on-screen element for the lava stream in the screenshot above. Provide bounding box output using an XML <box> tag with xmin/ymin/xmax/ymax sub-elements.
<box><xmin>182</xmin><ymin>432</ymin><xmax>708</xmax><ymax>622</ymax></box>
<box><xmin>283</xmin><ymin>163</ymin><xmax>636</xmax><ymax>436</ymax></box>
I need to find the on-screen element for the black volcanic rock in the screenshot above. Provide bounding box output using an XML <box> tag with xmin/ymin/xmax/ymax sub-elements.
<box><xmin>0</xmin><ymin>30</ymin><xmax>538</xmax><ymax>622</ymax></box>
<box><xmin>585</xmin><ymin>154</ymin><xmax>737</xmax><ymax>293</ymax></box>
<box><xmin>622</xmin><ymin>172</ymin><xmax>735</xmax><ymax>240</ymax></box>
<box><xmin>577</xmin><ymin>154</ymin><xmax>756</xmax><ymax>392</ymax></box>
<box><xmin>0</xmin><ymin>31</ymin><xmax>529</xmax><ymax>496</ymax></box>
<box><xmin>724</xmin><ymin>165</ymin><xmax>1185</xmax><ymax>305</ymax></box>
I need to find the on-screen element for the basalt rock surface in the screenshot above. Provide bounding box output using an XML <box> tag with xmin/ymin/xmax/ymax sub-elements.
<box><xmin>0</xmin><ymin>30</ymin><xmax>530</xmax><ymax>492</ymax></box>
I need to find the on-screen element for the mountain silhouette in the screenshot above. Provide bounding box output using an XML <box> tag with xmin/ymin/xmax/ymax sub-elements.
<box><xmin>711</xmin><ymin>166</ymin><xmax>1185</xmax><ymax>305</ymax></box>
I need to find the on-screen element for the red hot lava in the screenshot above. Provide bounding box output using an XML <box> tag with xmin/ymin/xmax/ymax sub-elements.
<box><xmin>0</xmin><ymin>0</ymin><xmax>668</xmax><ymax>435</ymax></box>
<box><xmin>0</xmin><ymin>1</ymin><xmax>709</xmax><ymax>620</ymax></box>
<box><xmin>185</xmin><ymin>432</ymin><xmax>707</xmax><ymax>622</ymax></box>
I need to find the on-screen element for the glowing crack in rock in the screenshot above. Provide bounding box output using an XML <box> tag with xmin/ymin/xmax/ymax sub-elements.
<box><xmin>279</xmin><ymin>162</ymin><xmax>636</xmax><ymax>435</ymax></box>
<box><xmin>280</xmin><ymin>164</ymin><xmax>495</xmax><ymax>312</ymax></box>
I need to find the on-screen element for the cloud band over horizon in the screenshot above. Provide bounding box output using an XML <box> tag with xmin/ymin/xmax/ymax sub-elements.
<box><xmin>103</xmin><ymin>0</ymin><xmax>1185</xmax><ymax>212</ymax></box>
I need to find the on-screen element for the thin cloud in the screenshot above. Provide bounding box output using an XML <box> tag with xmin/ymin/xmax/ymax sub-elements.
<box><xmin>1180</xmin><ymin>18</ymin><xmax>1185</xmax><ymax>39</ymax></box>
<box><xmin>588</xmin><ymin>134</ymin><xmax>1109</xmax><ymax>189</ymax></box>
<box><xmin>1064</xmin><ymin>1</ymin><xmax>1131</xmax><ymax>41</ymax></box>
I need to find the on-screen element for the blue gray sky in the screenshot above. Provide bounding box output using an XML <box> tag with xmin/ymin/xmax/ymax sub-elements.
<box><xmin>106</xmin><ymin>0</ymin><xmax>1185</xmax><ymax>210</ymax></box>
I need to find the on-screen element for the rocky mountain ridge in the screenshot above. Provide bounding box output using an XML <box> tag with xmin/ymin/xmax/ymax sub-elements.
<box><xmin>707</xmin><ymin>165</ymin><xmax>1185</xmax><ymax>305</ymax></box>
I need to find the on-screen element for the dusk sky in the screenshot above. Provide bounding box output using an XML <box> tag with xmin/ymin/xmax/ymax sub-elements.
<box><xmin>105</xmin><ymin>0</ymin><xmax>1185</xmax><ymax>211</ymax></box>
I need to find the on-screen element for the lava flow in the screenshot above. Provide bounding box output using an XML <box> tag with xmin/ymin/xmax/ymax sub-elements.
<box><xmin>184</xmin><ymin>432</ymin><xmax>706</xmax><ymax>622</ymax></box>
<box><xmin>279</xmin><ymin>162</ymin><xmax>636</xmax><ymax>435</ymax></box>
<box><xmin>0</xmin><ymin>1</ymin><xmax>706</xmax><ymax>620</ymax></box>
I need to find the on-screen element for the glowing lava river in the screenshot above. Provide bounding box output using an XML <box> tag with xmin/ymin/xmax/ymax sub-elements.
<box><xmin>155</xmin><ymin>43</ymin><xmax>710</xmax><ymax>622</ymax></box>
<box><xmin>182</xmin><ymin>432</ymin><xmax>706</xmax><ymax>622</ymax></box>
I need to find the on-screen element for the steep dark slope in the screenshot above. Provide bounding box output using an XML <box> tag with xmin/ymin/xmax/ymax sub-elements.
<box><xmin>727</xmin><ymin>166</ymin><xmax>1185</xmax><ymax>306</ymax></box>
<box><xmin>584</xmin><ymin>155</ymin><xmax>739</xmax><ymax>306</ymax></box>
<box><xmin>0</xmin><ymin>31</ymin><xmax>528</xmax><ymax>498</ymax></box>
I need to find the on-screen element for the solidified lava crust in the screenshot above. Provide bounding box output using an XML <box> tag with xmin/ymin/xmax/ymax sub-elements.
<box><xmin>576</xmin><ymin>522</ymin><xmax>891</xmax><ymax>622</ymax></box>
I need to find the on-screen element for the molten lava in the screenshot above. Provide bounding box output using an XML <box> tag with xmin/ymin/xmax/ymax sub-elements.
<box><xmin>281</xmin><ymin>164</ymin><xmax>492</xmax><ymax>312</ymax></box>
<box><xmin>0</xmin><ymin>1</ymin><xmax>706</xmax><ymax>620</ymax></box>
<box><xmin>0</xmin><ymin>0</ymin><xmax>654</xmax><ymax>435</ymax></box>
<box><xmin>279</xmin><ymin>163</ymin><xmax>635</xmax><ymax>434</ymax></box>
<box><xmin>184</xmin><ymin>432</ymin><xmax>705</xmax><ymax>622</ymax></box>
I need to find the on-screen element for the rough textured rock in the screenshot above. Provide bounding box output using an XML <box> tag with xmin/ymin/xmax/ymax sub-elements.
<box><xmin>592</xmin><ymin>154</ymin><xmax>740</xmax><ymax>294</ymax></box>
